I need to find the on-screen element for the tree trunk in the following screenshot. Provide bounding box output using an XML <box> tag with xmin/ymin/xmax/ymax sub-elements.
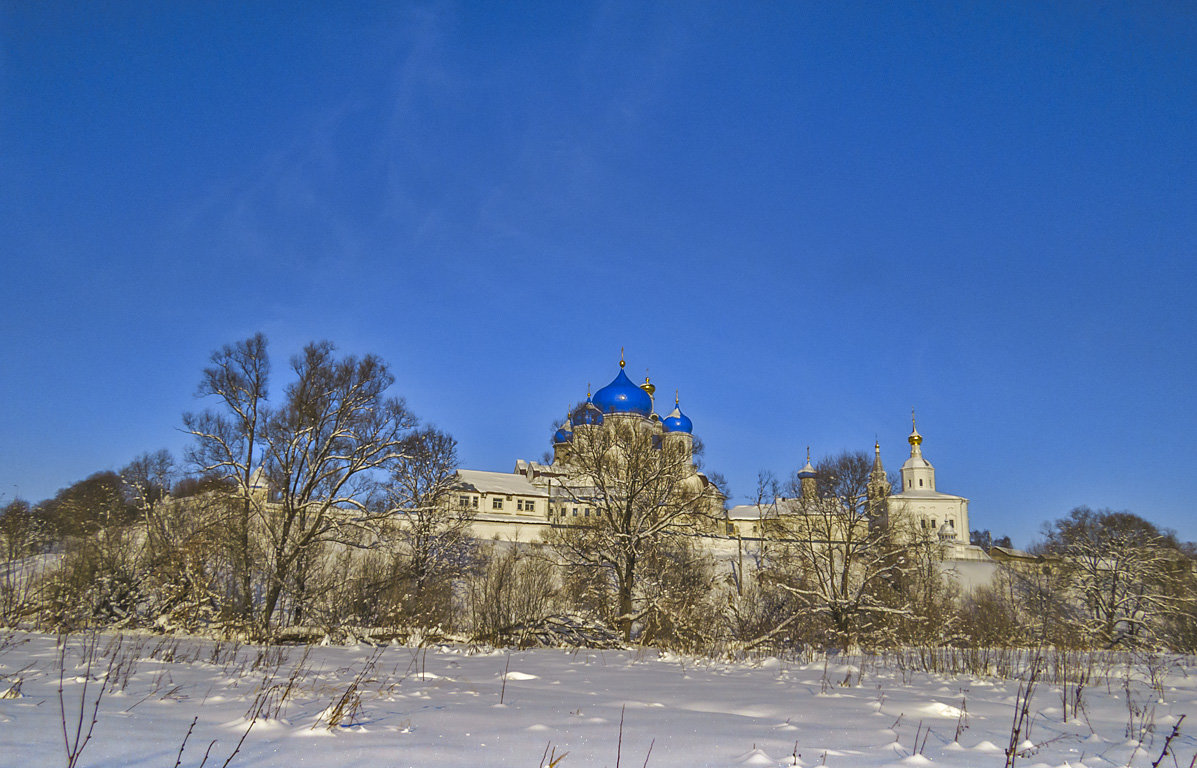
<box><xmin>618</xmin><ymin>553</ymin><xmax>636</xmax><ymax>641</ymax></box>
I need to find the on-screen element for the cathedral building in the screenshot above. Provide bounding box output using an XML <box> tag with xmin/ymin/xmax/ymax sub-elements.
<box><xmin>452</xmin><ymin>357</ymin><xmax>725</xmax><ymax>541</ymax></box>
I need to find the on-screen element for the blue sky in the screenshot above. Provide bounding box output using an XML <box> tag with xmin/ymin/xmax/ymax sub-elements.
<box><xmin>2</xmin><ymin>2</ymin><xmax>1194</xmax><ymax>547</ymax></box>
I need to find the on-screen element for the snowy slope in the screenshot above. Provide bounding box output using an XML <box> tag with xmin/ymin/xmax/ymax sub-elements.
<box><xmin>2</xmin><ymin>632</ymin><xmax>1196</xmax><ymax>767</ymax></box>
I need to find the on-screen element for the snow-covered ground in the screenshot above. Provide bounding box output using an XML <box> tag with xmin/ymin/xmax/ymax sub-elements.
<box><xmin>2</xmin><ymin>631</ymin><xmax>1196</xmax><ymax>767</ymax></box>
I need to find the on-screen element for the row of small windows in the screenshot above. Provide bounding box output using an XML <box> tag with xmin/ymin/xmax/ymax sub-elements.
<box><xmin>906</xmin><ymin>478</ymin><xmax>926</xmax><ymax>488</ymax></box>
<box><xmin>919</xmin><ymin>518</ymin><xmax>955</xmax><ymax>530</ymax></box>
<box><xmin>457</xmin><ymin>495</ymin><xmax>539</xmax><ymax>513</ymax></box>
<box><xmin>456</xmin><ymin>495</ymin><xmax>606</xmax><ymax>518</ymax></box>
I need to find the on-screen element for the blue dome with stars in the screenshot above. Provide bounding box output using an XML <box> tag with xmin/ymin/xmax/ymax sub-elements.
<box><xmin>592</xmin><ymin>366</ymin><xmax>653</xmax><ymax>416</ymax></box>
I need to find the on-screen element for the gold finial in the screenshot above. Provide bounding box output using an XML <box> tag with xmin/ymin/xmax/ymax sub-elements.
<box><xmin>675</xmin><ymin>389</ymin><xmax>680</xmax><ymax>405</ymax></box>
<box><xmin>909</xmin><ymin>408</ymin><xmax>923</xmax><ymax>445</ymax></box>
<box><xmin>806</xmin><ymin>446</ymin><xmax>811</xmax><ymax>463</ymax></box>
<box><xmin>640</xmin><ymin>375</ymin><xmax>655</xmax><ymax>397</ymax></box>
<box><xmin>619</xmin><ymin>348</ymin><xmax>625</xmax><ymax>368</ymax></box>
<box><xmin>587</xmin><ymin>382</ymin><xmax>592</xmax><ymax>398</ymax></box>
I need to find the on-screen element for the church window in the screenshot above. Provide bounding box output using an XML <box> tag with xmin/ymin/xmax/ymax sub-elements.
<box><xmin>918</xmin><ymin>479</ymin><xmax>923</xmax><ymax>487</ymax></box>
<box><xmin>459</xmin><ymin>495</ymin><xmax>470</xmax><ymax>507</ymax></box>
<box><xmin>572</xmin><ymin>507</ymin><xmax>578</xmax><ymax>516</ymax></box>
<box><xmin>492</xmin><ymin>497</ymin><xmax>503</xmax><ymax>510</ymax></box>
<box><xmin>948</xmin><ymin>519</ymin><xmax>954</xmax><ymax>528</ymax></box>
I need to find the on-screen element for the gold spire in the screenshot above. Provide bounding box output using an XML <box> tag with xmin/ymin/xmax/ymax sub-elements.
<box><xmin>675</xmin><ymin>389</ymin><xmax>680</xmax><ymax>405</ymax></box>
<box><xmin>908</xmin><ymin>409</ymin><xmax>923</xmax><ymax>446</ymax></box>
<box><xmin>619</xmin><ymin>347</ymin><xmax>625</xmax><ymax>368</ymax></box>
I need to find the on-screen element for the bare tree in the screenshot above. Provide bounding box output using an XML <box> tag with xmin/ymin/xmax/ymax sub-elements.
<box><xmin>385</xmin><ymin>426</ymin><xmax>474</xmax><ymax>622</ymax></box>
<box><xmin>0</xmin><ymin>499</ymin><xmax>40</xmax><ymax>564</ymax></box>
<box><xmin>36</xmin><ymin>472</ymin><xmax>142</xmax><ymax>628</ymax></box>
<box><xmin>38</xmin><ymin>471</ymin><xmax>136</xmax><ymax>541</ymax></box>
<box><xmin>0</xmin><ymin>498</ymin><xmax>46</xmax><ymax>621</ymax></box>
<box><xmin>257</xmin><ymin>341</ymin><xmax>416</xmax><ymax>631</ymax></box>
<box><xmin>768</xmin><ymin>451</ymin><xmax>905</xmax><ymax>648</ymax></box>
<box><xmin>546</xmin><ymin>416</ymin><xmax>713</xmax><ymax>641</ymax></box>
<box><xmin>468</xmin><ymin>542</ymin><xmax>558</xmax><ymax>644</ymax></box>
<box><xmin>119</xmin><ymin>449</ymin><xmax>176</xmax><ymax>551</ymax></box>
<box><xmin>1041</xmin><ymin>507</ymin><xmax>1190</xmax><ymax>648</ymax></box>
<box><xmin>183</xmin><ymin>333</ymin><xmax>269</xmax><ymax>618</ymax></box>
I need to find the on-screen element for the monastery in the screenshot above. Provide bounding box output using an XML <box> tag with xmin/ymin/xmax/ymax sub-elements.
<box><xmin>452</xmin><ymin>358</ymin><xmax>994</xmax><ymax>586</ymax></box>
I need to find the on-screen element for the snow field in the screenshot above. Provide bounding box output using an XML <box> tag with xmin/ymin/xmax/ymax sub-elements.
<box><xmin>2</xmin><ymin>632</ymin><xmax>1197</xmax><ymax>767</ymax></box>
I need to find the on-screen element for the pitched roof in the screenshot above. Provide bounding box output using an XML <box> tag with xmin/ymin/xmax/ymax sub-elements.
<box><xmin>453</xmin><ymin>470</ymin><xmax>549</xmax><ymax>498</ymax></box>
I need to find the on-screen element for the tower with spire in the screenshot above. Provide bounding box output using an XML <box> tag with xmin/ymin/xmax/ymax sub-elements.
<box><xmin>796</xmin><ymin>448</ymin><xmax>818</xmax><ymax>501</ymax></box>
<box><xmin>867</xmin><ymin>440</ymin><xmax>891</xmax><ymax>529</ymax></box>
<box><xmin>887</xmin><ymin>412</ymin><xmax>969</xmax><ymax>546</ymax></box>
<box><xmin>899</xmin><ymin>413</ymin><xmax>936</xmax><ymax>493</ymax></box>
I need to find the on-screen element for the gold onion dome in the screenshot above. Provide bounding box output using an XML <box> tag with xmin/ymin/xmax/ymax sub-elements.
<box><xmin>908</xmin><ymin>410</ymin><xmax>923</xmax><ymax>446</ymax></box>
<box><xmin>640</xmin><ymin>375</ymin><xmax>655</xmax><ymax>398</ymax></box>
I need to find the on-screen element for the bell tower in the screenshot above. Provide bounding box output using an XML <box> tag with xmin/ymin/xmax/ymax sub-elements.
<box><xmin>867</xmin><ymin>440</ymin><xmax>891</xmax><ymax>527</ymax></box>
<box><xmin>900</xmin><ymin>412</ymin><xmax>936</xmax><ymax>493</ymax></box>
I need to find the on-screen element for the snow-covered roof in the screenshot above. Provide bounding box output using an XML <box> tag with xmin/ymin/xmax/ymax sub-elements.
<box><xmin>513</xmin><ymin>459</ymin><xmax>564</xmax><ymax>479</ymax></box>
<box><xmin>454</xmin><ymin>469</ymin><xmax>549</xmax><ymax>498</ymax></box>
<box><xmin>727</xmin><ymin>499</ymin><xmax>802</xmax><ymax>520</ymax></box>
<box><xmin>900</xmin><ymin>455</ymin><xmax>934</xmax><ymax>471</ymax></box>
<box><xmin>890</xmin><ymin>488</ymin><xmax>967</xmax><ymax>502</ymax></box>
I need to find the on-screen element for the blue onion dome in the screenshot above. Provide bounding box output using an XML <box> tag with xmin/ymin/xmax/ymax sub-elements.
<box><xmin>661</xmin><ymin>392</ymin><xmax>693</xmax><ymax>434</ymax></box>
<box><xmin>592</xmin><ymin>361</ymin><xmax>653</xmax><ymax>416</ymax></box>
<box><xmin>553</xmin><ymin>418</ymin><xmax>573</xmax><ymax>444</ymax></box>
<box><xmin>571</xmin><ymin>391</ymin><xmax>604</xmax><ymax>427</ymax></box>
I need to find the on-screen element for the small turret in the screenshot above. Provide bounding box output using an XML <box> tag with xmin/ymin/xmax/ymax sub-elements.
<box><xmin>661</xmin><ymin>391</ymin><xmax>695</xmax><ymax>464</ymax></box>
<box><xmin>552</xmin><ymin>411</ymin><xmax>573</xmax><ymax>465</ymax></box>
<box><xmin>867</xmin><ymin>440</ymin><xmax>891</xmax><ymax>528</ymax></box>
<box><xmin>797</xmin><ymin>447</ymin><xmax>817</xmax><ymax>500</ymax></box>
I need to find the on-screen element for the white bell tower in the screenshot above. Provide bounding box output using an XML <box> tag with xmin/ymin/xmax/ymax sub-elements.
<box><xmin>900</xmin><ymin>412</ymin><xmax>936</xmax><ymax>492</ymax></box>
